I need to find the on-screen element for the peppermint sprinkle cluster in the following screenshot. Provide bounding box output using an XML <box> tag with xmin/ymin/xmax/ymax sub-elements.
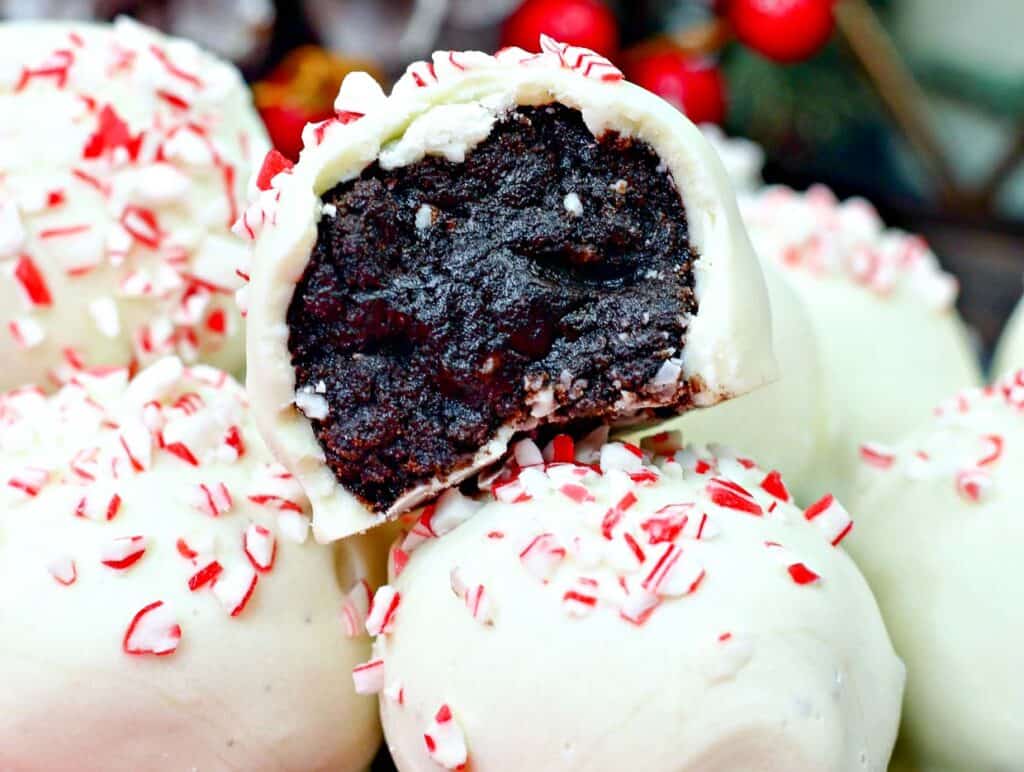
<box><xmin>232</xmin><ymin>34</ymin><xmax>623</xmax><ymax>245</ymax></box>
<box><xmin>742</xmin><ymin>184</ymin><xmax>959</xmax><ymax>310</ymax></box>
<box><xmin>859</xmin><ymin>368</ymin><xmax>1024</xmax><ymax>503</ymax></box>
<box><xmin>0</xmin><ymin>357</ymin><xmax>322</xmax><ymax>657</ymax></box>
<box><xmin>0</xmin><ymin>18</ymin><xmax>257</xmax><ymax>382</ymax></box>
<box><xmin>354</xmin><ymin>431</ymin><xmax>853</xmax><ymax>770</ymax></box>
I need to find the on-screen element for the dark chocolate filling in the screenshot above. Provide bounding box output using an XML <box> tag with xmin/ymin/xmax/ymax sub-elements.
<box><xmin>287</xmin><ymin>103</ymin><xmax>698</xmax><ymax>512</ymax></box>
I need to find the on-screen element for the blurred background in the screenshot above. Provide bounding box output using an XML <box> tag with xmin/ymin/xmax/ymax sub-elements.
<box><xmin>4</xmin><ymin>0</ymin><xmax>1022</xmax><ymax>353</ymax></box>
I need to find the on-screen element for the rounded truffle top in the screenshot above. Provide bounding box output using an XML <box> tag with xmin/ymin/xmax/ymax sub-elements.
<box><xmin>367</xmin><ymin>433</ymin><xmax>904</xmax><ymax>771</ymax></box>
<box><xmin>0</xmin><ymin>356</ymin><xmax>342</xmax><ymax>635</ymax></box>
<box><xmin>854</xmin><ymin>369</ymin><xmax>1024</xmax><ymax>506</ymax></box>
<box><xmin>0</xmin><ymin>357</ymin><xmax>383</xmax><ymax>770</ymax></box>
<box><xmin>845</xmin><ymin>372</ymin><xmax>1024</xmax><ymax>772</ymax></box>
<box><xmin>0</xmin><ymin>18</ymin><xmax>266</xmax><ymax>389</ymax></box>
<box><xmin>741</xmin><ymin>184</ymin><xmax>958</xmax><ymax>310</ymax></box>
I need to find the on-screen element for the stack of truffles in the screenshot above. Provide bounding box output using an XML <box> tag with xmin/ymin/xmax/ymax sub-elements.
<box><xmin>0</xmin><ymin>18</ymin><xmax>1018</xmax><ymax>772</ymax></box>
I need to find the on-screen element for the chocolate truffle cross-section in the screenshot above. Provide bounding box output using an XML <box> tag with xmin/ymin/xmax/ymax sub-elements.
<box><xmin>286</xmin><ymin>104</ymin><xmax>698</xmax><ymax>513</ymax></box>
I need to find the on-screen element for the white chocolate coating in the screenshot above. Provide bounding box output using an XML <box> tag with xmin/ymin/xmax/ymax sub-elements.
<box><xmin>370</xmin><ymin>436</ymin><xmax>904</xmax><ymax>772</ymax></box>
<box><xmin>845</xmin><ymin>373</ymin><xmax>1024</xmax><ymax>772</ymax></box>
<box><xmin>992</xmin><ymin>290</ymin><xmax>1024</xmax><ymax>378</ymax></box>
<box><xmin>0</xmin><ymin>19</ymin><xmax>267</xmax><ymax>391</ymax></box>
<box><xmin>0</xmin><ymin>359</ymin><xmax>382</xmax><ymax>771</ymax></box>
<box><xmin>741</xmin><ymin>185</ymin><xmax>982</xmax><ymax>500</ymax></box>
<box><xmin>626</xmin><ymin>259</ymin><xmax>835</xmax><ymax>504</ymax></box>
<box><xmin>241</xmin><ymin>38</ymin><xmax>776</xmax><ymax>542</ymax></box>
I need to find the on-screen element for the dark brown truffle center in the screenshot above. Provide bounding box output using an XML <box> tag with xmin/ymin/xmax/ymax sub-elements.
<box><xmin>286</xmin><ymin>103</ymin><xmax>698</xmax><ymax>512</ymax></box>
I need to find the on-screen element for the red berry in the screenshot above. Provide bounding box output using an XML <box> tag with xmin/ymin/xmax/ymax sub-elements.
<box><xmin>501</xmin><ymin>0</ymin><xmax>619</xmax><ymax>58</ymax></box>
<box><xmin>625</xmin><ymin>51</ymin><xmax>727</xmax><ymax>125</ymax></box>
<box><xmin>728</xmin><ymin>0</ymin><xmax>835</xmax><ymax>63</ymax></box>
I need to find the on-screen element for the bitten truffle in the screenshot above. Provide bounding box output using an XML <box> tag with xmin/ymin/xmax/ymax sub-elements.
<box><xmin>239</xmin><ymin>36</ymin><xmax>776</xmax><ymax>541</ymax></box>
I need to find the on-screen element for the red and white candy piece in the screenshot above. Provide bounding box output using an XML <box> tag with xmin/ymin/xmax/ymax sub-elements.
<box><xmin>600</xmin><ymin>491</ymin><xmax>638</xmax><ymax>539</ymax></box>
<box><xmin>8</xmin><ymin>255</ymin><xmax>53</xmax><ymax>308</ymax></box>
<box><xmin>243</xmin><ymin>523</ymin><xmax>276</xmax><ymax>572</ymax></box>
<box><xmin>859</xmin><ymin>443</ymin><xmax>896</xmax><ymax>470</ymax></box>
<box><xmin>759</xmin><ymin>470</ymin><xmax>791</xmax><ymax>502</ymax></box>
<box><xmin>956</xmin><ymin>468</ymin><xmax>991</xmax><ymax>503</ymax></box>
<box><xmin>803</xmin><ymin>494</ymin><xmax>853</xmax><ymax>546</ymax></box>
<box><xmin>47</xmin><ymin>555</ymin><xmax>77</xmax><ymax>586</ymax></box>
<box><xmin>401</xmin><ymin>490</ymin><xmax>479</xmax><ymax>552</ymax></box>
<box><xmin>123</xmin><ymin>600</ymin><xmax>181</xmax><ymax>656</ymax></box>
<box><xmin>212</xmin><ymin>565</ymin><xmax>258</xmax><ymax>617</ymax></box>
<box><xmin>342</xmin><ymin>578</ymin><xmax>373</xmax><ymax>638</ymax></box>
<box><xmin>765</xmin><ymin>541</ymin><xmax>821</xmax><ymax>586</ymax></box>
<box><xmin>539</xmin><ymin>34</ymin><xmax>623</xmax><ymax>82</ymax></box>
<box><xmin>641</xmin><ymin>543</ymin><xmax>706</xmax><ymax>597</ymax></box>
<box><xmin>562</xmin><ymin>577</ymin><xmax>600</xmax><ymax>617</ymax></box>
<box><xmin>100</xmin><ymin>535</ymin><xmax>148</xmax><ymax>570</ymax></box>
<box><xmin>619</xmin><ymin>580</ymin><xmax>660</xmax><ymax>626</ymax></box>
<box><xmin>450</xmin><ymin>567</ymin><xmax>494</xmax><ymax>626</ymax></box>
<box><xmin>599</xmin><ymin>442</ymin><xmax>644</xmax><ymax>474</ymax></box>
<box><xmin>383</xmin><ymin>681</ymin><xmax>406</xmax><ymax>706</ymax></box>
<box><xmin>366</xmin><ymin>585</ymin><xmax>401</xmax><ymax>636</ymax></box>
<box><xmin>188</xmin><ymin>481</ymin><xmax>233</xmax><ymax>517</ymax></box>
<box><xmin>187</xmin><ymin>558</ymin><xmax>223</xmax><ymax>591</ymax></box>
<box><xmin>518</xmin><ymin>532</ymin><xmax>566</xmax><ymax>583</ymax></box>
<box><xmin>706</xmin><ymin>477</ymin><xmax>763</xmax><ymax>516</ymax></box>
<box><xmin>7</xmin><ymin>466</ymin><xmax>49</xmax><ymax>498</ymax></box>
<box><xmin>423</xmin><ymin>704</ymin><xmax>468</xmax><ymax>770</ymax></box>
<box><xmin>352</xmin><ymin>658</ymin><xmax>386</xmax><ymax>695</ymax></box>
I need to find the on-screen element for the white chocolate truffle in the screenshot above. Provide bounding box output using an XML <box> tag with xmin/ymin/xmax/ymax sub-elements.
<box><xmin>627</xmin><ymin>259</ymin><xmax>834</xmax><ymax>503</ymax></box>
<box><xmin>0</xmin><ymin>18</ymin><xmax>267</xmax><ymax>391</ymax></box>
<box><xmin>368</xmin><ymin>433</ymin><xmax>904</xmax><ymax>772</ymax></box>
<box><xmin>0</xmin><ymin>359</ymin><xmax>381</xmax><ymax>771</ymax></box>
<box><xmin>238</xmin><ymin>37</ymin><xmax>776</xmax><ymax>542</ymax></box>
<box><xmin>845</xmin><ymin>372</ymin><xmax>1024</xmax><ymax>772</ymax></box>
<box><xmin>742</xmin><ymin>185</ymin><xmax>982</xmax><ymax>499</ymax></box>
<box><xmin>992</xmin><ymin>290</ymin><xmax>1024</xmax><ymax>378</ymax></box>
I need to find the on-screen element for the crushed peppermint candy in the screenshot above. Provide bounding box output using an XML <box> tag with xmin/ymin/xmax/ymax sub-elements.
<box><xmin>341</xmin><ymin>578</ymin><xmax>373</xmax><ymax>638</ymax></box>
<box><xmin>742</xmin><ymin>184</ymin><xmax>959</xmax><ymax>310</ymax></box>
<box><xmin>423</xmin><ymin>704</ymin><xmax>468</xmax><ymax>770</ymax></box>
<box><xmin>352</xmin><ymin>658</ymin><xmax>386</xmax><ymax>695</ymax></box>
<box><xmin>366</xmin><ymin>585</ymin><xmax>401</xmax><ymax>636</ymax></box>
<box><xmin>860</xmin><ymin>372</ymin><xmax>1024</xmax><ymax>504</ymax></box>
<box><xmin>450</xmin><ymin>567</ymin><xmax>494</xmax><ymax>626</ymax></box>
<box><xmin>0</xmin><ymin>357</ymin><xmax>323</xmax><ymax>659</ymax></box>
<box><xmin>381</xmin><ymin>439</ymin><xmax>849</xmax><ymax>634</ymax></box>
<box><xmin>122</xmin><ymin>600</ymin><xmax>181</xmax><ymax>656</ymax></box>
<box><xmin>1</xmin><ymin>19</ymin><xmax>260</xmax><ymax>382</ymax></box>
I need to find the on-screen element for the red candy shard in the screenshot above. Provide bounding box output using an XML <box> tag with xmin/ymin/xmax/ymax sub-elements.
<box><xmin>788</xmin><ymin>562</ymin><xmax>821</xmax><ymax>585</ymax></box>
<box><xmin>82</xmin><ymin>104</ymin><xmax>138</xmax><ymax>160</ymax></box>
<box><xmin>706</xmin><ymin>478</ymin><xmax>763</xmax><ymax>516</ymax></box>
<box><xmin>12</xmin><ymin>256</ymin><xmax>53</xmax><ymax>307</ymax></box>
<box><xmin>859</xmin><ymin>443</ymin><xmax>896</xmax><ymax>470</ymax></box>
<box><xmin>188</xmin><ymin>560</ymin><xmax>223</xmax><ymax>591</ymax></box>
<box><xmin>100</xmin><ymin>535</ymin><xmax>148</xmax><ymax>570</ymax></box>
<box><xmin>759</xmin><ymin>470</ymin><xmax>790</xmax><ymax>502</ymax></box>
<box><xmin>255</xmin><ymin>149</ymin><xmax>294</xmax><ymax>191</ymax></box>
<box><xmin>123</xmin><ymin>600</ymin><xmax>181</xmax><ymax>656</ymax></box>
